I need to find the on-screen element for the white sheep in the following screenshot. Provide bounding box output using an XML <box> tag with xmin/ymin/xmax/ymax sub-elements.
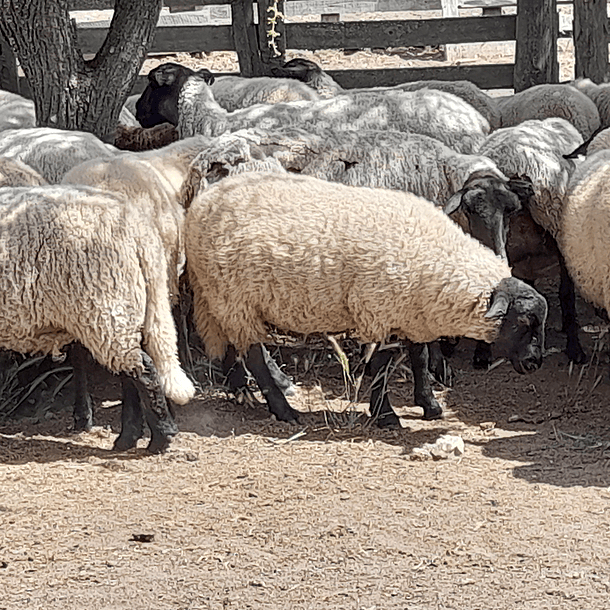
<box><xmin>0</xmin><ymin>90</ymin><xmax>36</xmax><ymax>132</ymax></box>
<box><xmin>0</xmin><ymin>127</ymin><xmax>118</xmax><ymax>183</ymax></box>
<box><xmin>0</xmin><ymin>184</ymin><xmax>193</xmax><ymax>452</ymax></box>
<box><xmin>210</xmin><ymin>75</ymin><xmax>320</xmax><ymax>111</ymax></box>
<box><xmin>138</xmin><ymin>63</ymin><xmax>491</xmax><ymax>155</ymax></box>
<box><xmin>562</xmin><ymin>149</ymin><xmax>610</xmax><ymax>322</ymax></box>
<box><xmin>0</xmin><ymin>156</ymin><xmax>48</xmax><ymax>187</ymax></box>
<box><xmin>478</xmin><ymin>117</ymin><xmax>586</xmax><ymax>363</ymax></box>
<box><xmin>186</xmin><ymin>171</ymin><xmax>548</xmax><ymax>425</ymax></box>
<box><xmin>273</xmin><ymin>58</ymin><xmax>502</xmax><ymax>130</ymax></box>
<box><xmin>496</xmin><ymin>83</ymin><xmax>601</xmax><ymax>140</ymax></box>
<box><xmin>569</xmin><ymin>78</ymin><xmax>610</xmax><ymax>129</ymax></box>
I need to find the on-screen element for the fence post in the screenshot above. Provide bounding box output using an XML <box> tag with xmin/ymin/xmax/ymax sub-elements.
<box><xmin>513</xmin><ymin>0</ymin><xmax>559</xmax><ymax>92</ymax></box>
<box><xmin>231</xmin><ymin>0</ymin><xmax>262</xmax><ymax>76</ymax></box>
<box><xmin>0</xmin><ymin>35</ymin><xmax>19</xmax><ymax>94</ymax></box>
<box><xmin>573</xmin><ymin>0</ymin><xmax>609</xmax><ymax>83</ymax></box>
<box><xmin>441</xmin><ymin>0</ymin><xmax>459</xmax><ymax>63</ymax></box>
<box><xmin>256</xmin><ymin>0</ymin><xmax>286</xmax><ymax>75</ymax></box>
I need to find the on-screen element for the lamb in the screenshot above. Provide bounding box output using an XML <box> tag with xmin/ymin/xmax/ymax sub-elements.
<box><xmin>496</xmin><ymin>83</ymin><xmax>600</xmax><ymax>139</ymax></box>
<box><xmin>137</xmin><ymin>63</ymin><xmax>491</xmax><ymax>155</ymax></box>
<box><xmin>478</xmin><ymin>117</ymin><xmax>586</xmax><ymax>363</ymax></box>
<box><xmin>0</xmin><ymin>90</ymin><xmax>36</xmax><ymax>132</ymax></box>
<box><xmin>0</xmin><ymin>184</ymin><xmax>193</xmax><ymax>452</ymax></box>
<box><xmin>185</xmin><ymin>170</ymin><xmax>548</xmax><ymax>425</ymax></box>
<box><xmin>0</xmin><ymin>127</ymin><xmax>118</xmax><ymax>183</ymax></box>
<box><xmin>562</xmin><ymin>150</ymin><xmax>610</xmax><ymax>329</ymax></box>
<box><xmin>272</xmin><ymin>57</ymin><xmax>502</xmax><ymax>130</ymax></box>
<box><xmin>0</xmin><ymin>156</ymin><xmax>48</xmax><ymax>187</ymax></box>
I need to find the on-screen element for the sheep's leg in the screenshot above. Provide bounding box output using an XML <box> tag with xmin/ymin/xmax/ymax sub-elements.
<box><xmin>112</xmin><ymin>378</ymin><xmax>144</xmax><ymax>451</ymax></box>
<box><xmin>409</xmin><ymin>343</ymin><xmax>443</xmax><ymax>420</ymax></box>
<box><xmin>427</xmin><ymin>341</ymin><xmax>453</xmax><ymax>387</ymax></box>
<box><xmin>558</xmin><ymin>253</ymin><xmax>587</xmax><ymax>363</ymax></box>
<box><xmin>369</xmin><ymin>349</ymin><xmax>400</xmax><ymax>427</ymax></box>
<box><xmin>71</xmin><ymin>342</ymin><xmax>93</xmax><ymax>432</ymax></box>
<box><xmin>244</xmin><ymin>344</ymin><xmax>300</xmax><ymax>423</ymax></box>
<box><xmin>473</xmin><ymin>341</ymin><xmax>493</xmax><ymax>369</ymax></box>
<box><xmin>224</xmin><ymin>344</ymin><xmax>296</xmax><ymax>397</ymax></box>
<box><xmin>126</xmin><ymin>351</ymin><xmax>179</xmax><ymax>453</ymax></box>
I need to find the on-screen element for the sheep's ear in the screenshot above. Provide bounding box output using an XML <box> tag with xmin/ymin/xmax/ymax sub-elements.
<box><xmin>443</xmin><ymin>191</ymin><xmax>463</xmax><ymax>215</ymax></box>
<box><xmin>485</xmin><ymin>292</ymin><xmax>510</xmax><ymax>319</ymax></box>
<box><xmin>197</xmin><ymin>69</ymin><xmax>215</xmax><ymax>85</ymax></box>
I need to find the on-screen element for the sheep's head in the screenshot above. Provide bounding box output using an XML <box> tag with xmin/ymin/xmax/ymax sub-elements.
<box><xmin>135</xmin><ymin>62</ymin><xmax>215</xmax><ymax>128</ymax></box>
<box><xmin>271</xmin><ymin>57</ymin><xmax>322</xmax><ymax>82</ymax></box>
<box><xmin>486</xmin><ymin>277</ymin><xmax>547</xmax><ymax>374</ymax></box>
<box><xmin>444</xmin><ymin>171</ymin><xmax>531</xmax><ymax>261</ymax></box>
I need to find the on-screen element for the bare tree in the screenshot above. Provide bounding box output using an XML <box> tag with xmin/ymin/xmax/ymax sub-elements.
<box><xmin>0</xmin><ymin>0</ymin><xmax>162</xmax><ymax>140</ymax></box>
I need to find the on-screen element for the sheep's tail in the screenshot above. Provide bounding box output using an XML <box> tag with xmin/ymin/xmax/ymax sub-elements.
<box><xmin>188</xmin><ymin>267</ymin><xmax>229</xmax><ymax>361</ymax></box>
<box><xmin>138</xmin><ymin>241</ymin><xmax>196</xmax><ymax>405</ymax></box>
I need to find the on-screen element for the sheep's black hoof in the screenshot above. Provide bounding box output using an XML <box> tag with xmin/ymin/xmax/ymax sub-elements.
<box><xmin>146</xmin><ymin>433</ymin><xmax>175</xmax><ymax>454</ymax></box>
<box><xmin>113</xmin><ymin>432</ymin><xmax>139</xmax><ymax>452</ymax></box>
<box><xmin>375</xmin><ymin>410</ymin><xmax>401</xmax><ymax>428</ymax></box>
<box><xmin>72</xmin><ymin>416</ymin><xmax>93</xmax><ymax>434</ymax></box>
<box><xmin>271</xmin><ymin>405</ymin><xmax>300</xmax><ymax>424</ymax></box>
<box><xmin>422</xmin><ymin>404</ymin><xmax>444</xmax><ymax>421</ymax></box>
<box><xmin>472</xmin><ymin>354</ymin><xmax>491</xmax><ymax>370</ymax></box>
<box><xmin>473</xmin><ymin>342</ymin><xmax>492</xmax><ymax>370</ymax></box>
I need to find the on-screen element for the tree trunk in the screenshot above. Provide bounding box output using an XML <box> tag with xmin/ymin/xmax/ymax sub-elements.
<box><xmin>513</xmin><ymin>0</ymin><xmax>559</xmax><ymax>92</ymax></box>
<box><xmin>573</xmin><ymin>0</ymin><xmax>609</xmax><ymax>82</ymax></box>
<box><xmin>0</xmin><ymin>0</ymin><xmax>162</xmax><ymax>140</ymax></box>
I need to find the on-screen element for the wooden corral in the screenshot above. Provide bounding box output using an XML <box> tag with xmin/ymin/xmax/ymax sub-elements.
<box><xmin>1</xmin><ymin>0</ymin><xmax>609</xmax><ymax>96</ymax></box>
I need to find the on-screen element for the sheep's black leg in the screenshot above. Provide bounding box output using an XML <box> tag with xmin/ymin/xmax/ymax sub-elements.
<box><xmin>112</xmin><ymin>377</ymin><xmax>144</xmax><ymax>451</ymax></box>
<box><xmin>427</xmin><ymin>341</ymin><xmax>453</xmax><ymax>387</ymax></box>
<box><xmin>368</xmin><ymin>349</ymin><xmax>400</xmax><ymax>427</ymax></box>
<box><xmin>473</xmin><ymin>341</ymin><xmax>493</xmax><ymax>370</ymax></box>
<box><xmin>71</xmin><ymin>342</ymin><xmax>93</xmax><ymax>432</ymax></box>
<box><xmin>224</xmin><ymin>344</ymin><xmax>296</xmax><ymax>397</ymax></box>
<box><xmin>120</xmin><ymin>352</ymin><xmax>178</xmax><ymax>453</ymax></box>
<box><xmin>409</xmin><ymin>342</ymin><xmax>443</xmax><ymax>420</ymax></box>
<box><xmin>244</xmin><ymin>343</ymin><xmax>299</xmax><ymax>423</ymax></box>
<box><xmin>558</xmin><ymin>253</ymin><xmax>587</xmax><ymax>363</ymax></box>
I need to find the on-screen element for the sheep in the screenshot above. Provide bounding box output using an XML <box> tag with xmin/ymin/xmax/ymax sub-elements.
<box><xmin>0</xmin><ymin>156</ymin><xmax>48</xmax><ymax>187</ymax></box>
<box><xmin>478</xmin><ymin>117</ymin><xmax>586</xmax><ymax>363</ymax></box>
<box><xmin>210</xmin><ymin>75</ymin><xmax>321</xmax><ymax>111</ymax></box>
<box><xmin>0</xmin><ymin>184</ymin><xmax>194</xmax><ymax>452</ymax></box>
<box><xmin>0</xmin><ymin>90</ymin><xmax>36</xmax><ymax>132</ymax></box>
<box><xmin>561</xmin><ymin>150</ymin><xmax>610</xmax><ymax>330</ymax></box>
<box><xmin>564</xmin><ymin>125</ymin><xmax>610</xmax><ymax>159</ymax></box>
<box><xmin>0</xmin><ymin>127</ymin><xmax>118</xmax><ymax>183</ymax></box>
<box><xmin>136</xmin><ymin>63</ymin><xmax>491</xmax><ymax>155</ymax></box>
<box><xmin>272</xmin><ymin>57</ymin><xmax>502</xmax><ymax>130</ymax></box>
<box><xmin>113</xmin><ymin>123</ymin><xmax>179</xmax><ymax>151</ymax></box>
<box><xmin>569</xmin><ymin>78</ymin><xmax>610</xmax><ymax>129</ymax></box>
<box><xmin>185</xmin><ymin>170</ymin><xmax>548</xmax><ymax>425</ymax></box>
<box><xmin>496</xmin><ymin>83</ymin><xmax>600</xmax><ymax>140</ymax></box>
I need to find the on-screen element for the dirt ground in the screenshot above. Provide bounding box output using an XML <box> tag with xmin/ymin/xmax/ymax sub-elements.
<box><xmin>3</xmin><ymin>6</ymin><xmax>610</xmax><ymax>610</ymax></box>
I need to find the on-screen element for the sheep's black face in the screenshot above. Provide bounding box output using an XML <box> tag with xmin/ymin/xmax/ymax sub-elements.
<box><xmin>135</xmin><ymin>62</ymin><xmax>197</xmax><ymax>128</ymax></box>
<box><xmin>271</xmin><ymin>57</ymin><xmax>321</xmax><ymax>83</ymax></box>
<box><xmin>487</xmin><ymin>277</ymin><xmax>548</xmax><ymax>374</ymax></box>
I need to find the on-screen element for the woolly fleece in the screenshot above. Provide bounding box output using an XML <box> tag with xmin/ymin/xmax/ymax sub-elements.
<box><xmin>186</xmin><ymin>172</ymin><xmax>511</xmax><ymax>360</ymax></box>
<box><xmin>477</xmin><ymin>118</ymin><xmax>582</xmax><ymax>239</ymax></box>
<box><xmin>0</xmin><ymin>156</ymin><xmax>48</xmax><ymax>187</ymax></box>
<box><xmin>0</xmin><ymin>185</ymin><xmax>194</xmax><ymax>404</ymax></box>
<box><xmin>211</xmin><ymin>75</ymin><xmax>320</xmax><ymax>112</ymax></box>
<box><xmin>0</xmin><ymin>127</ymin><xmax>118</xmax><ymax>184</ymax></box>
<box><xmin>497</xmin><ymin>84</ymin><xmax>600</xmax><ymax>139</ymax></box>
<box><xmin>177</xmin><ymin>77</ymin><xmax>490</xmax><ymax>154</ymax></box>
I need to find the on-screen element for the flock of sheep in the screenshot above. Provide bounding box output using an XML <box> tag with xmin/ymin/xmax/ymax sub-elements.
<box><xmin>1</xmin><ymin>56</ymin><xmax>610</xmax><ymax>453</ymax></box>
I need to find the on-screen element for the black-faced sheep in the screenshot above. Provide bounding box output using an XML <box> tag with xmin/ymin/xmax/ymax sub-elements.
<box><xmin>136</xmin><ymin>63</ymin><xmax>491</xmax><ymax>155</ymax></box>
<box><xmin>185</xmin><ymin>171</ymin><xmax>548</xmax><ymax>425</ymax></box>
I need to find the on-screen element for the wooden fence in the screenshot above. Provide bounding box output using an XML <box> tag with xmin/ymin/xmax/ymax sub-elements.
<box><xmin>1</xmin><ymin>0</ymin><xmax>608</xmax><ymax>97</ymax></box>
